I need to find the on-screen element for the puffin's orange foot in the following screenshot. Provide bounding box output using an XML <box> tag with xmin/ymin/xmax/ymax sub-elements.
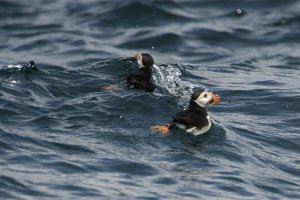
<box><xmin>102</xmin><ymin>85</ymin><xmax>117</xmax><ymax>91</ymax></box>
<box><xmin>150</xmin><ymin>124</ymin><xmax>171</xmax><ymax>135</ymax></box>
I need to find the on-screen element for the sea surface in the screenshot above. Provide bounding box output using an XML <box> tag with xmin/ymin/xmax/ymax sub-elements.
<box><xmin>1</xmin><ymin>0</ymin><xmax>300</xmax><ymax>199</ymax></box>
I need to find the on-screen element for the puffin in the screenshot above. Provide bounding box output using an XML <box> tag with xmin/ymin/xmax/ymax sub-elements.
<box><xmin>21</xmin><ymin>60</ymin><xmax>39</xmax><ymax>71</ymax></box>
<box><xmin>151</xmin><ymin>89</ymin><xmax>220</xmax><ymax>135</ymax></box>
<box><xmin>102</xmin><ymin>52</ymin><xmax>155</xmax><ymax>92</ymax></box>
<box><xmin>4</xmin><ymin>60</ymin><xmax>39</xmax><ymax>72</ymax></box>
<box><xmin>125</xmin><ymin>52</ymin><xmax>155</xmax><ymax>92</ymax></box>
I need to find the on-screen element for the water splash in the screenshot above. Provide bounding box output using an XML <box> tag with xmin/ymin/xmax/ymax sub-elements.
<box><xmin>152</xmin><ymin>64</ymin><xmax>165</xmax><ymax>83</ymax></box>
<box><xmin>152</xmin><ymin>64</ymin><xmax>198</xmax><ymax>105</ymax></box>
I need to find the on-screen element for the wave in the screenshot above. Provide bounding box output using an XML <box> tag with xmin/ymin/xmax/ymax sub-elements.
<box><xmin>1</xmin><ymin>0</ymin><xmax>300</xmax><ymax>198</ymax></box>
<box><xmin>83</xmin><ymin>1</ymin><xmax>195</xmax><ymax>28</ymax></box>
<box><xmin>117</xmin><ymin>33</ymin><xmax>183</xmax><ymax>51</ymax></box>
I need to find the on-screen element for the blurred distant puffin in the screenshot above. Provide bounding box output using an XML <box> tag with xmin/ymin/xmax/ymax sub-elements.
<box><xmin>102</xmin><ymin>52</ymin><xmax>155</xmax><ymax>92</ymax></box>
<box><xmin>125</xmin><ymin>52</ymin><xmax>155</xmax><ymax>92</ymax></box>
<box><xmin>151</xmin><ymin>89</ymin><xmax>220</xmax><ymax>135</ymax></box>
<box><xmin>4</xmin><ymin>60</ymin><xmax>38</xmax><ymax>71</ymax></box>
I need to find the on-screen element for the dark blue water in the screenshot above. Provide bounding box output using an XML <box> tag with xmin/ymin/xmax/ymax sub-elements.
<box><xmin>1</xmin><ymin>0</ymin><xmax>300</xmax><ymax>199</ymax></box>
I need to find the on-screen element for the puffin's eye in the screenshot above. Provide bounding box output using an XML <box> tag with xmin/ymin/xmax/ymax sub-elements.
<box><xmin>204</xmin><ymin>93</ymin><xmax>207</xmax><ymax>98</ymax></box>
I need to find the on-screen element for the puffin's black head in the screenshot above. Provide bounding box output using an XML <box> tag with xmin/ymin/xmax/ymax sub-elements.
<box><xmin>134</xmin><ymin>53</ymin><xmax>154</xmax><ymax>68</ymax></box>
<box><xmin>191</xmin><ymin>89</ymin><xmax>205</xmax><ymax>101</ymax></box>
<box><xmin>190</xmin><ymin>89</ymin><xmax>220</xmax><ymax>108</ymax></box>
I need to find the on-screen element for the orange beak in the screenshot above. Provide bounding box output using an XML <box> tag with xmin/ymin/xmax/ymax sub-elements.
<box><xmin>209</xmin><ymin>92</ymin><xmax>220</xmax><ymax>105</ymax></box>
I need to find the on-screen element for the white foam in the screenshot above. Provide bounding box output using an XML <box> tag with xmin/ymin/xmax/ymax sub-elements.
<box><xmin>152</xmin><ymin>64</ymin><xmax>197</xmax><ymax>105</ymax></box>
<box><xmin>153</xmin><ymin>64</ymin><xmax>165</xmax><ymax>83</ymax></box>
<box><xmin>6</xmin><ymin>64</ymin><xmax>23</xmax><ymax>69</ymax></box>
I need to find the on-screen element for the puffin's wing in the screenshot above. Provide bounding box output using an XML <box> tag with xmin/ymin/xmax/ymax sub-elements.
<box><xmin>173</xmin><ymin>111</ymin><xmax>195</xmax><ymax>128</ymax></box>
<box><xmin>126</xmin><ymin>74</ymin><xmax>142</xmax><ymax>88</ymax></box>
<box><xmin>125</xmin><ymin>74</ymin><xmax>140</xmax><ymax>84</ymax></box>
<box><xmin>125</xmin><ymin>74</ymin><xmax>154</xmax><ymax>92</ymax></box>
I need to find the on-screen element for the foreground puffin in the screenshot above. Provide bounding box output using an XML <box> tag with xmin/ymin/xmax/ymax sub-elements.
<box><xmin>102</xmin><ymin>52</ymin><xmax>155</xmax><ymax>92</ymax></box>
<box><xmin>151</xmin><ymin>89</ymin><xmax>220</xmax><ymax>135</ymax></box>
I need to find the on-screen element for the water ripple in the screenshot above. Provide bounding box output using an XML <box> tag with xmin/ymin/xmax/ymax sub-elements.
<box><xmin>1</xmin><ymin>0</ymin><xmax>300</xmax><ymax>199</ymax></box>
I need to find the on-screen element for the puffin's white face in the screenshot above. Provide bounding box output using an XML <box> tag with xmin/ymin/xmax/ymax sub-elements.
<box><xmin>194</xmin><ymin>91</ymin><xmax>215</xmax><ymax>107</ymax></box>
<box><xmin>134</xmin><ymin>53</ymin><xmax>145</xmax><ymax>69</ymax></box>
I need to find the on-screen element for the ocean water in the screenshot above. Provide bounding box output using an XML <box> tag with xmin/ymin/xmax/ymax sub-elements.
<box><xmin>1</xmin><ymin>0</ymin><xmax>300</xmax><ymax>199</ymax></box>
